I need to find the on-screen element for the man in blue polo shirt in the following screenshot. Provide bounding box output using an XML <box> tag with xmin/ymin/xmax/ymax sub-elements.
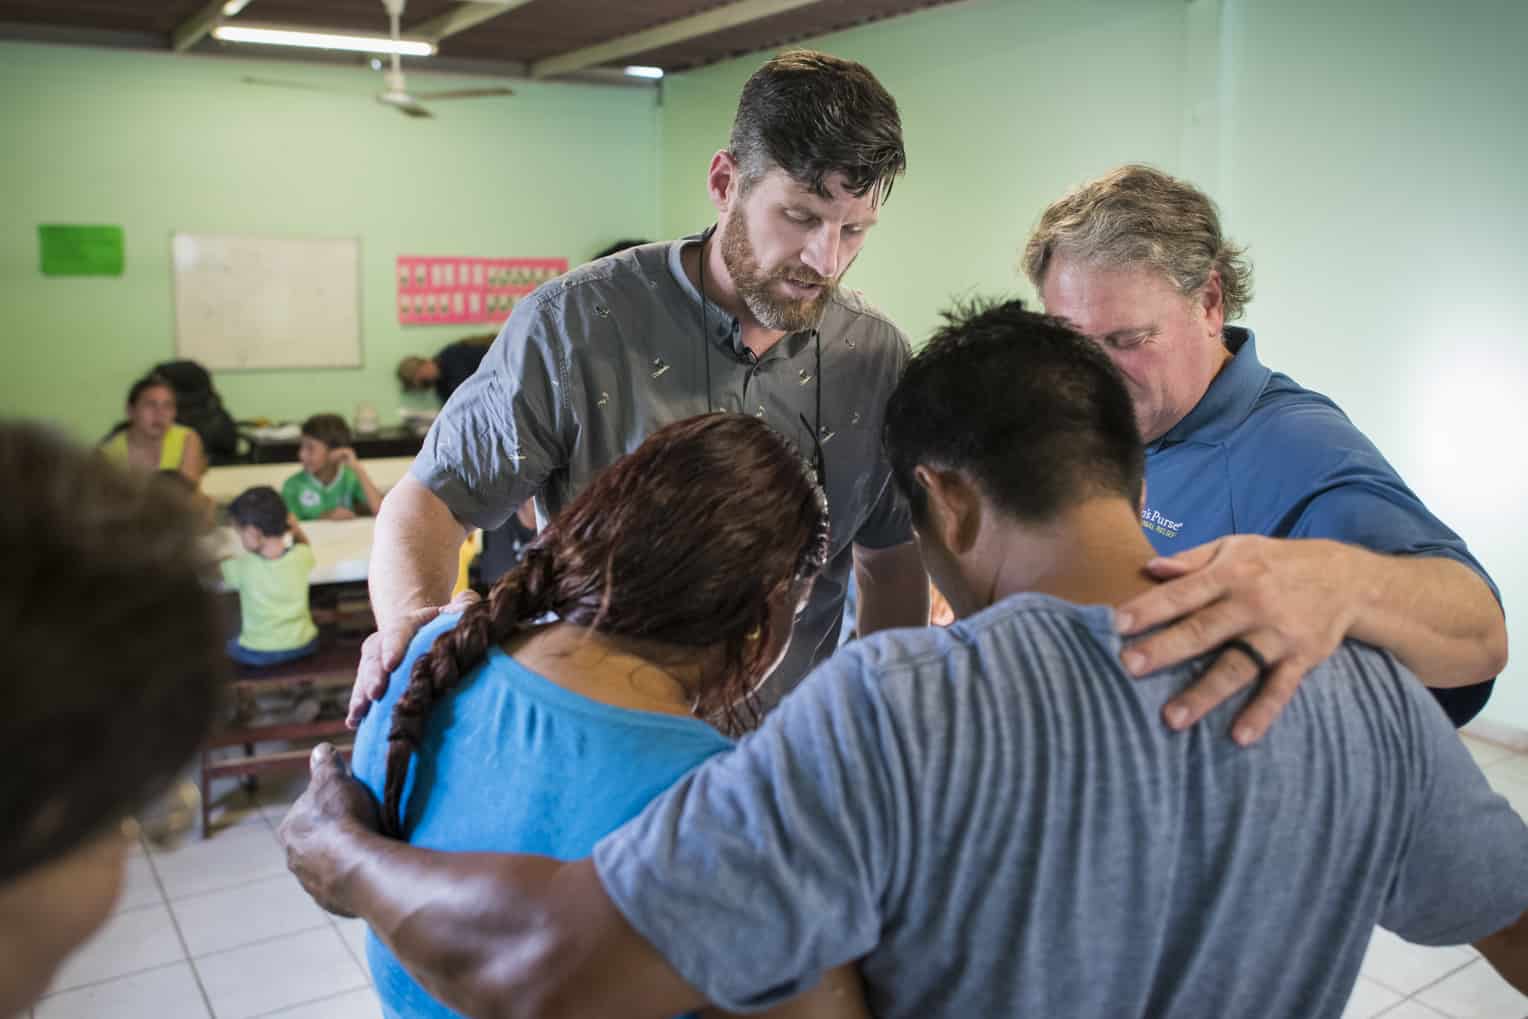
<box><xmin>1024</xmin><ymin>164</ymin><xmax>1506</xmax><ymax>734</ymax></box>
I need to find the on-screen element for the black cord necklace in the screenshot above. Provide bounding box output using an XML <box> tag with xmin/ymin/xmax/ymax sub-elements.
<box><xmin>696</xmin><ymin>227</ymin><xmax>827</xmax><ymax>488</ymax></box>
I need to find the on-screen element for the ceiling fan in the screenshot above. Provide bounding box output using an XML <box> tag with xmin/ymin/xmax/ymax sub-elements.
<box><xmin>240</xmin><ymin>0</ymin><xmax>513</xmax><ymax>119</ymax></box>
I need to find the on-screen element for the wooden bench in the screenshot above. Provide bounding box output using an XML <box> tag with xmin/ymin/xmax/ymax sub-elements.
<box><xmin>200</xmin><ymin>638</ymin><xmax>366</xmax><ymax>836</ymax></box>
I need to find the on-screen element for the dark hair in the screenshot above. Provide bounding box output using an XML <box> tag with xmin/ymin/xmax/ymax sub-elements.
<box><xmin>301</xmin><ymin>413</ymin><xmax>351</xmax><ymax>450</ymax></box>
<box><xmin>730</xmin><ymin>50</ymin><xmax>905</xmax><ymax>205</ymax></box>
<box><xmin>382</xmin><ymin>414</ymin><xmax>831</xmax><ymax>837</ymax></box>
<box><xmin>127</xmin><ymin>372</ymin><xmax>174</xmax><ymax>407</ymax></box>
<box><xmin>592</xmin><ymin>239</ymin><xmax>649</xmax><ymax>261</ymax></box>
<box><xmin>0</xmin><ymin>422</ymin><xmax>225</xmax><ymax>883</ymax></box>
<box><xmin>884</xmin><ymin>298</ymin><xmax>1145</xmax><ymax>525</ymax></box>
<box><xmin>228</xmin><ymin>485</ymin><xmax>288</xmax><ymax>537</ymax></box>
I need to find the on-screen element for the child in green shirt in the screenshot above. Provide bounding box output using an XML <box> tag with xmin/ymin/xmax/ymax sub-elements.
<box><xmin>222</xmin><ymin>486</ymin><xmax>319</xmax><ymax>667</ymax></box>
<box><xmin>282</xmin><ymin>414</ymin><xmax>383</xmax><ymax>522</ymax></box>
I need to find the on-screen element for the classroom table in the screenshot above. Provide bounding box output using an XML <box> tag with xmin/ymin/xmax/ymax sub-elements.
<box><xmin>201</xmin><ymin>457</ymin><xmax>414</xmax><ymax>506</ymax></box>
<box><xmin>210</xmin><ymin>515</ymin><xmax>480</xmax><ymax>590</ymax></box>
<box><xmin>243</xmin><ymin>425</ymin><xmax>423</xmax><ymax>463</ymax></box>
<box><xmin>210</xmin><ymin>517</ymin><xmax>376</xmax><ymax>585</ymax></box>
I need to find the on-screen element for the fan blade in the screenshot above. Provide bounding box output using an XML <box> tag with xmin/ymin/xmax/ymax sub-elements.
<box><xmin>409</xmin><ymin>87</ymin><xmax>515</xmax><ymax>101</ymax></box>
<box><xmin>378</xmin><ymin>93</ymin><xmax>435</xmax><ymax>118</ymax></box>
<box><xmin>241</xmin><ymin>76</ymin><xmax>357</xmax><ymax>95</ymax></box>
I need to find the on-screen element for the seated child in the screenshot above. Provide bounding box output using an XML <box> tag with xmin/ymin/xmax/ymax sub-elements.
<box><xmin>282</xmin><ymin>414</ymin><xmax>382</xmax><ymax>521</ymax></box>
<box><xmin>222</xmin><ymin>486</ymin><xmax>319</xmax><ymax>667</ymax></box>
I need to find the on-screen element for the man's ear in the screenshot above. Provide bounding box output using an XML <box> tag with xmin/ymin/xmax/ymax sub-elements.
<box><xmin>913</xmin><ymin>465</ymin><xmax>982</xmax><ymax>556</ymax></box>
<box><xmin>1198</xmin><ymin>269</ymin><xmax>1226</xmax><ymax>337</ymax></box>
<box><xmin>707</xmin><ymin>150</ymin><xmax>739</xmax><ymax>214</ymax></box>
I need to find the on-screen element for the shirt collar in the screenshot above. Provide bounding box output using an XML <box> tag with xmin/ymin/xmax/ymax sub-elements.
<box><xmin>667</xmin><ymin>231</ymin><xmax>815</xmax><ymax>362</ymax></box>
<box><xmin>1156</xmin><ymin>327</ymin><xmax>1269</xmax><ymax>447</ymax></box>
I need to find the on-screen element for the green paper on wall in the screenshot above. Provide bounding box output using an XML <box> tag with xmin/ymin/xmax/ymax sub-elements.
<box><xmin>38</xmin><ymin>225</ymin><xmax>125</xmax><ymax>276</ymax></box>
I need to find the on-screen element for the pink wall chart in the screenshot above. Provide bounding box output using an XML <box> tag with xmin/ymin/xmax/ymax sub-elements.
<box><xmin>396</xmin><ymin>255</ymin><xmax>569</xmax><ymax>326</ymax></box>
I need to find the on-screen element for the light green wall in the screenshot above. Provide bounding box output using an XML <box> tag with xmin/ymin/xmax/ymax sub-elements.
<box><xmin>658</xmin><ymin>0</ymin><xmax>1528</xmax><ymax>730</ymax></box>
<box><xmin>0</xmin><ymin>41</ymin><xmax>658</xmax><ymax>439</ymax></box>
<box><xmin>659</xmin><ymin>0</ymin><xmax>1196</xmax><ymax>342</ymax></box>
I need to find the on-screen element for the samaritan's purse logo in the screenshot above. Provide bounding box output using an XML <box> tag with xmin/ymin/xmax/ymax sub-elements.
<box><xmin>1140</xmin><ymin>506</ymin><xmax>1183</xmax><ymax>540</ymax></box>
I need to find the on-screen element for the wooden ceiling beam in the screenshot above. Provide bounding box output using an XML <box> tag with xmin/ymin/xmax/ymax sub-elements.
<box><xmin>411</xmin><ymin>0</ymin><xmax>534</xmax><ymax>43</ymax></box>
<box><xmin>171</xmin><ymin>0</ymin><xmax>228</xmax><ymax>52</ymax></box>
<box><xmin>529</xmin><ymin>0</ymin><xmax>824</xmax><ymax>79</ymax></box>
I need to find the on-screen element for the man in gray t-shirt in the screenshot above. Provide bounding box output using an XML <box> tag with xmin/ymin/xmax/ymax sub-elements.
<box><xmin>282</xmin><ymin>302</ymin><xmax>1528</xmax><ymax>1017</ymax></box>
<box><xmin>346</xmin><ymin>51</ymin><xmax>928</xmax><ymax>727</ymax></box>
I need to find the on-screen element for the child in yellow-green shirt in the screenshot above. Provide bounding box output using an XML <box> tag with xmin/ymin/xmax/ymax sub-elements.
<box><xmin>222</xmin><ymin>486</ymin><xmax>319</xmax><ymax>667</ymax></box>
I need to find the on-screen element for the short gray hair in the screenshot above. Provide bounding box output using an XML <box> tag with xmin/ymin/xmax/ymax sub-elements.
<box><xmin>1022</xmin><ymin>165</ymin><xmax>1252</xmax><ymax>321</ymax></box>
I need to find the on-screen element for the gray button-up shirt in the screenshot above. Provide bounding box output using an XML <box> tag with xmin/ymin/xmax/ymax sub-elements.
<box><xmin>412</xmin><ymin>235</ymin><xmax>913</xmax><ymax>704</ymax></box>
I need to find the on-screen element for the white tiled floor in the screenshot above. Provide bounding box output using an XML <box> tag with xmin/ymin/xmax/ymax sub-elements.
<box><xmin>33</xmin><ymin>772</ymin><xmax>382</xmax><ymax>1019</ymax></box>
<box><xmin>28</xmin><ymin>736</ymin><xmax>1528</xmax><ymax>1017</ymax></box>
<box><xmin>1342</xmin><ymin>734</ymin><xmax>1528</xmax><ymax>1019</ymax></box>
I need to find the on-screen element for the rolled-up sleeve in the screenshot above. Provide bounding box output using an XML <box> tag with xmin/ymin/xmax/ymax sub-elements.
<box><xmin>410</xmin><ymin>299</ymin><xmax>574</xmax><ymax>531</ymax></box>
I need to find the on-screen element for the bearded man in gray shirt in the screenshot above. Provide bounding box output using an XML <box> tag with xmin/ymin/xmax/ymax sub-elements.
<box><xmin>345</xmin><ymin>50</ymin><xmax>930</xmax><ymax>728</ymax></box>
<box><xmin>284</xmin><ymin>301</ymin><xmax>1528</xmax><ymax>1018</ymax></box>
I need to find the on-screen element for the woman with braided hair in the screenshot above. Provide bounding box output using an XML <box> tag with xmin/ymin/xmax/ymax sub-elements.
<box><xmin>349</xmin><ymin>413</ymin><xmax>864</xmax><ymax>1019</ymax></box>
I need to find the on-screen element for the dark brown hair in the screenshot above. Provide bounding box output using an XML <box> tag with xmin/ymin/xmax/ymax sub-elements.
<box><xmin>382</xmin><ymin>414</ymin><xmax>830</xmax><ymax>837</ymax></box>
<box><xmin>228</xmin><ymin>485</ymin><xmax>289</xmax><ymax>537</ymax></box>
<box><xmin>730</xmin><ymin>50</ymin><xmax>906</xmax><ymax>206</ymax></box>
<box><xmin>127</xmin><ymin>372</ymin><xmax>174</xmax><ymax>407</ymax></box>
<box><xmin>0</xmin><ymin>422</ymin><xmax>226</xmax><ymax>883</ymax></box>
<box><xmin>300</xmin><ymin>413</ymin><xmax>351</xmax><ymax>450</ymax></box>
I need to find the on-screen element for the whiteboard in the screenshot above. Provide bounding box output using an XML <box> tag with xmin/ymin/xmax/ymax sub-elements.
<box><xmin>172</xmin><ymin>233</ymin><xmax>362</xmax><ymax>371</ymax></box>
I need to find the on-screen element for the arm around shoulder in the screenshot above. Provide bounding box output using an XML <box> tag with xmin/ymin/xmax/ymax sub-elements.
<box><xmin>345</xmin><ymin>842</ymin><xmax>707</xmax><ymax>1019</ymax></box>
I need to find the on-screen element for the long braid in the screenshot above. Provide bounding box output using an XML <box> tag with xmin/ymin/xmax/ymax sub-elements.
<box><xmin>381</xmin><ymin>544</ymin><xmax>558</xmax><ymax>837</ymax></box>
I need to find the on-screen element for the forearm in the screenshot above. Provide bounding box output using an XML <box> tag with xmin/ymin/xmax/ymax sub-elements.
<box><xmin>330</xmin><ymin>823</ymin><xmax>570</xmax><ymax>1019</ymax></box>
<box><xmin>370</xmin><ymin>475</ymin><xmax>471</xmax><ymax>630</ymax></box>
<box><xmin>1475</xmin><ymin>910</ymin><xmax>1528</xmax><ymax>998</ymax></box>
<box><xmin>854</xmin><ymin>541</ymin><xmax>929</xmax><ymax>636</ymax></box>
<box><xmin>339</xmin><ymin>826</ymin><xmax>699</xmax><ymax>1019</ymax></box>
<box><xmin>1343</xmin><ymin>545</ymin><xmax>1507</xmax><ymax>687</ymax></box>
<box><xmin>352</xmin><ymin>464</ymin><xmax>384</xmax><ymax>515</ymax></box>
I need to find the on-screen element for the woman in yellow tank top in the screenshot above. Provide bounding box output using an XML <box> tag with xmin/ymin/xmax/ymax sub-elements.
<box><xmin>101</xmin><ymin>374</ymin><xmax>208</xmax><ymax>484</ymax></box>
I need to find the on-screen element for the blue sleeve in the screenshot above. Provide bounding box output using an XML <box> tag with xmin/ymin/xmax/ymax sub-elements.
<box><xmin>592</xmin><ymin>648</ymin><xmax>901</xmax><ymax>1011</ymax></box>
<box><xmin>1247</xmin><ymin>396</ymin><xmax>1499</xmax><ymax>604</ymax></box>
<box><xmin>351</xmin><ymin>612</ymin><xmax>464</xmax><ymax>805</ymax></box>
<box><xmin>410</xmin><ymin>298</ymin><xmax>573</xmax><ymax>531</ymax></box>
<box><xmin>1380</xmin><ymin>684</ymin><xmax>1528</xmax><ymax>943</ymax></box>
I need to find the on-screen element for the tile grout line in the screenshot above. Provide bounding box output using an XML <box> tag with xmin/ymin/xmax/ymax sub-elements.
<box><xmin>143</xmin><ymin>833</ymin><xmax>221</xmax><ymax>1018</ymax></box>
<box><xmin>36</xmin><ymin>959</ymin><xmax>190</xmax><ymax>1004</ymax></box>
<box><xmin>187</xmin><ymin>921</ymin><xmax>338</xmax><ymax>964</ymax></box>
<box><xmin>1368</xmin><ymin>954</ymin><xmax>1483</xmax><ymax>1008</ymax></box>
<box><xmin>330</xmin><ymin>914</ymin><xmax>370</xmax><ymax>976</ymax></box>
<box><xmin>244</xmin><ymin>984</ymin><xmax>373</xmax><ymax>1019</ymax></box>
<box><xmin>156</xmin><ymin>867</ymin><xmax>301</xmax><ymax>907</ymax></box>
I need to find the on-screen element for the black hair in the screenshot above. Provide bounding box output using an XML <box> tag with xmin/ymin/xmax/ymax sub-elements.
<box><xmin>227</xmin><ymin>485</ymin><xmax>288</xmax><ymax>537</ymax></box>
<box><xmin>884</xmin><ymin>298</ymin><xmax>1145</xmax><ymax>524</ymax></box>
<box><xmin>127</xmin><ymin>372</ymin><xmax>174</xmax><ymax>407</ymax></box>
<box><xmin>0</xmin><ymin>422</ymin><xmax>225</xmax><ymax>883</ymax></box>
<box><xmin>730</xmin><ymin>50</ymin><xmax>905</xmax><ymax>205</ymax></box>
